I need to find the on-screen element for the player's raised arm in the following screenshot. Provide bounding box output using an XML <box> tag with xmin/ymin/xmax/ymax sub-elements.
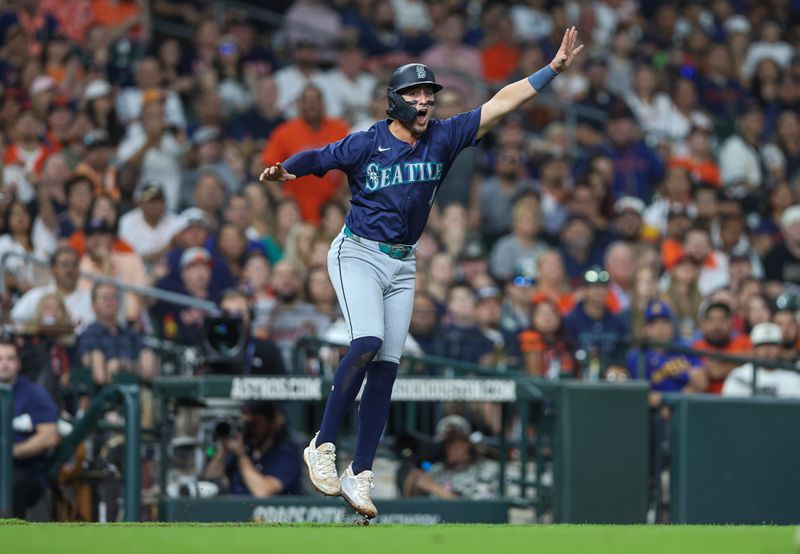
<box><xmin>259</xmin><ymin>161</ymin><xmax>296</xmax><ymax>182</ymax></box>
<box><xmin>477</xmin><ymin>26</ymin><xmax>583</xmax><ymax>140</ymax></box>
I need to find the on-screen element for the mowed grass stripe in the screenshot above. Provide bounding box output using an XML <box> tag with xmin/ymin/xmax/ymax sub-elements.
<box><xmin>0</xmin><ymin>522</ymin><xmax>795</xmax><ymax>554</ymax></box>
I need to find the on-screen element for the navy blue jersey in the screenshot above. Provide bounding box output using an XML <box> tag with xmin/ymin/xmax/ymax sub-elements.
<box><xmin>282</xmin><ymin>109</ymin><xmax>482</xmax><ymax>244</ymax></box>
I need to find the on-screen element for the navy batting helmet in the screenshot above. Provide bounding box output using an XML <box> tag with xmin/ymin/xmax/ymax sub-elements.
<box><xmin>386</xmin><ymin>63</ymin><xmax>443</xmax><ymax>123</ymax></box>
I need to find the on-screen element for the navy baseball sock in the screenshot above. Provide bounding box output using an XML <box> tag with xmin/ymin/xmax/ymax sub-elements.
<box><xmin>352</xmin><ymin>360</ymin><xmax>399</xmax><ymax>474</ymax></box>
<box><xmin>316</xmin><ymin>336</ymin><xmax>383</xmax><ymax>446</ymax></box>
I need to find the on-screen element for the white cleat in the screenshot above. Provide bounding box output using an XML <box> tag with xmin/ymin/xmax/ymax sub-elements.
<box><xmin>340</xmin><ymin>464</ymin><xmax>377</xmax><ymax>519</ymax></box>
<box><xmin>303</xmin><ymin>433</ymin><xmax>341</xmax><ymax>496</ymax></box>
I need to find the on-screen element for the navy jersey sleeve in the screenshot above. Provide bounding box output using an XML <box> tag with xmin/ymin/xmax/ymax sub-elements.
<box><xmin>282</xmin><ymin>133</ymin><xmax>367</xmax><ymax>178</ymax></box>
<box><xmin>438</xmin><ymin>107</ymin><xmax>481</xmax><ymax>160</ymax></box>
<box><xmin>265</xmin><ymin>443</ymin><xmax>301</xmax><ymax>491</ymax></box>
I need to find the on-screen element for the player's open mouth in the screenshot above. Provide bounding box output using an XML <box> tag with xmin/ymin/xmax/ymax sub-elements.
<box><xmin>415</xmin><ymin>109</ymin><xmax>428</xmax><ymax>125</ymax></box>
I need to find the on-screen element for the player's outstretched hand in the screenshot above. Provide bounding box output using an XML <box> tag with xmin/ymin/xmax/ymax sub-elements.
<box><xmin>549</xmin><ymin>26</ymin><xmax>584</xmax><ymax>73</ymax></box>
<box><xmin>259</xmin><ymin>162</ymin><xmax>296</xmax><ymax>182</ymax></box>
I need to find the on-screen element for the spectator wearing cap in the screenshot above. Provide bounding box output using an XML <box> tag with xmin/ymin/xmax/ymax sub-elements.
<box><xmin>717</xmin><ymin>213</ymin><xmax>764</xmax><ymax>279</ymax></box>
<box><xmin>181</xmin><ymin>126</ymin><xmax>240</xmax><ymax>204</ymax></box>
<box><xmin>115</xmin><ymin>56</ymin><xmax>187</xmax><ymax>130</ymax></box>
<box><xmin>77</xmin><ymin>281</ymin><xmax>157</xmax><ymax>386</ymax></box>
<box><xmin>152</xmin><ymin>247</ymin><xmax>214</xmax><ymax>345</ymax></box>
<box><xmin>763</xmin><ymin>205</ymin><xmax>800</xmax><ymax>286</ymax></box>
<box><xmin>261</xmin><ymin>84</ymin><xmax>349</xmax><ymax>223</ymax></box>
<box><xmin>401</xmin><ymin>415</ymin><xmax>500</xmax><ymax>500</ymax></box>
<box><xmin>117</xmin><ymin>97</ymin><xmax>185</xmax><ymax>212</ymax></box>
<box><xmin>27</xmin><ymin>75</ymin><xmax>56</xmax><ymax>120</ymax></box>
<box><xmin>590</xmin><ymin>102</ymin><xmax>665</xmax><ymax>202</ymax></box>
<box><xmin>489</xmin><ymin>197</ymin><xmax>548</xmax><ymax>283</ymax></box>
<box><xmin>563</xmin><ymin>267</ymin><xmax>630</xmax><ymax>376</ymax></box>
<box><xmin>771</xmin><ymin>296</ymin><xmax>800</xmax><ymax>363</ymax></box>
<box><xmin>611</xmin><ymin>195</ymin><xmax>650</xmax><ymax>246</ymax></box>
<box><xmin>500</xmin><ymin>270</ymin><xmax>535</xmax><ymax>334</ymax></box>
<box><xmin>3</xmin><ymin>111</ymin><xmax>56</xmax><ymax>204</ymax></box>
<box><xmin>519</xmin><ymin>296</ymin><xmax>576</xmax><ymax>378</ymax></box>
<box><xmin>718</xmin><ymin>102</ymin><xmax>784</xmax><ymax>203</ymax></box>
<box><xmin>722</xmin><ymin>322</ymin><xmax>800</xmax><ymax>398</ymax></box>
<box><xmin>473</xmin><ymin>285</ymin><xmax>520</xmax><ymax>369</ymax></box>
<box><xmin>73</xmin><ymin>129</ymin><xmax>118</xmax><ymax>199</ymax></box>
<box><xmin>77</xmin><ymin>218</ymin><xmax>148</xmax><ymax>324</ymax></box>
<box><xmin>574</xmin><ymin>56</ymin><xmax>624</xmax><ymax>148</ymax></box>
<box><xmin>84</xmin><ymin>79</ymin><xmax>124</xmax><ymax>144</ymax></box>
<box><xmin>626</xmin><ymin>301</ymin><xmax>708</xmax><ymax>407</ymax></box>
<box><xmin>202</xmin><ymin>400</ymin><xmax>301</xmax><ymax>497</ymax></box>
<box><xmin>158</xmin><ymin>208</ymin><xmax>233</xmax><ymax>293</ymax></box>
<box><xmin>558</xmin><ymin>215</ymin><xmax>605</xmax><ymax>286</ymax></box>
<box><xmin>478</xmin><ymin>146</ymin><xmax>537</xmax><ymax>247</ymax></box>
<box><xmin>118</xmin><ymin>181</ymin><xmax>178</xmax><ymax>264</ymax></box>
<box><xmin>692</xmin><ymin>299</ymin><xmax>753</xmax><ymax>394</ymax></box>
<box><xmin>456</xmin><ymin>239</ymin><xmax>491</xmax><ymax>290</ymax></box>
<box><xmin>643</xmin><ymin>167</ymin><xmax>697</xmax><ymax>237</ymax></box>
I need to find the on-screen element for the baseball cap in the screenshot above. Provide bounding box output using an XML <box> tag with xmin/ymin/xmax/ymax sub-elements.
<box><xmin>700</xmin><ymin>299</ymin><xmax>732</xmax><ymax>319</ymax></box>
<box><xmin>724</xmin><ymin>15</ymin><xmax>751</xmax><ymax>35</ymax></box>
<box><xmin>435</xmin><ymin>415</ymin><xmax>472</xmax><ymax>441</ymax></box>
<box><xmin>84</xmin><ymin>129</ymin><xmax>112</xmax><ymax>149</ymax></box>
<box><xmin>180</xmin><ymin>247</ymin><xmax>212</xmax><ymax>269</ymax></box>
<box><xmin>583</xmin><ymin>266</ymin><xmax>610</xmax><ymax>286</ymax></box>
<box><xmin>29</xmin><ymin>75</ymin><xmax>55</xmax><ymax>96</ymax></box>
<box><xmin>475</xmin><ymin>286</ymin><xmax>502</xmax><ymax>302</ymax></box>
<box><xmin>750</xmin><ymin>322</ymin><xmax>782</xmax><ymax>346</ymax></box>
<box><xmin>134</xmin><ymin>180</ymin><xmax>165</xmax><ymax>203</ymax></box>
<box><xmin>644</xmin><ymin>301</ymin><xmax>672</xmax><ymax>323</ymax></box>
<box><xmin>614</xmin><ymin>196</ymin><xmax>645</xmax><ymax>216</ymax></box>
<box><xmin>84</xmin><ymin>218</ymin><xmax>115</xmax><ymax>236</ymax></box>
<box><xmin>781</xmin><ymin>205</ymin><xmax>800</xmax><ymax>228</ymax></box>
<box><xmin>174</xmin><ymin>208</ymin><xmax>211</xmax><ymax>234</ymax></box>
<box><xmin>84</xmin><ymin>79</ymin><xmax>112</xmax><ymax>102</ymax></box>
<box><xmin>193</xmin><ymin>126</ymin><xmax>221</xmax><ymax>146</ymax></box>
<box><xmin>459</xmin><ymin>240</ymin><xmax>485</xmax><ymax>262</ymax></box>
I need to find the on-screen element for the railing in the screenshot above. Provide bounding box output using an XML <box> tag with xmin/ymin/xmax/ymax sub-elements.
<box><xmin>47</xmin><ymin>383</ymin><xmax>142</xmax><ymax>522</ymax></box>
<box><xmin>0</xmin><ymin>251</ymin><xmax>219</xmax><ymax>315</ymax></box>
<box><xmin>0</xmin><ymin>383</ymin><xmax>12</xmax><ymax>517</ymax></box>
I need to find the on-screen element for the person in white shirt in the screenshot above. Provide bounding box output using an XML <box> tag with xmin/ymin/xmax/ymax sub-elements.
<box><xmin>116</xmin><ymin>99</ymin><xmax>186</xmax><ymax>211</ymax></box>
<box><xmin>319</xmin><ymin>46</ymin><xmax>377</xmax><ymax>125</ymax></box>
<box><xmin>118</xmin><ymin>181</ymin><xmax>178</xmax><ymax>264</ymax></box>
<box><xmin>272</xmin><ymin>41</ymin><xmax>327</xmax><ymax>118</ymax></box>
<box><xmin>11</xmin><ymin>246</ymin><xmax>94</xmax><ymax>332</ymax></box>
<box><xmin>115</xmin><ymin>57</ymin><xmax>187</xmax><ymax>130</ymax></box>
<box><xmin>722</xmin><ymin>322</ymin><xmax>800</xmax><ymax>398</ymax></box>
<box><xmin>742</xmin><ymin>19</ymin><xmax>794</xmax><ymax>81</ymax></box>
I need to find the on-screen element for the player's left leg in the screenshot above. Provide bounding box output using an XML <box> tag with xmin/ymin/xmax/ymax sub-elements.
<box><xmin>341</xmin><ymin>259</ymin><xmax>416</xmax><ymax>518</ymax></box>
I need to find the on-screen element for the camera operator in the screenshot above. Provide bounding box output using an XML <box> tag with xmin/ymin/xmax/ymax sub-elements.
<box><xmin>0</xmin><ymin>338</ymin><xmax>60</xmax><ymax>518</ymax></box>
<box><xmin>204</xmin><ymin>289</ymin><xmax>285</xmax><ymax>375</ymax></box>
<box><xmin>202</xmin><ymin>401</ymin><xmax>301</xmax><ymax>497</ymax></box>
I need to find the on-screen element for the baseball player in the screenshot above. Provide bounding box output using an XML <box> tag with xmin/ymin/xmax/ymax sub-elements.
<box><xmin>260</xmin><ymin>27</ymin><xmax>583</xmax><ymax>519</ymax></box>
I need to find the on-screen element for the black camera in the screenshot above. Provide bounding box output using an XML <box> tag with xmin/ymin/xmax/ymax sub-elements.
<box><xmin>201</xmin><ymin>316</ymin><xmax>247</xmax><ymax>373</ymax></box>
<box><xmin>213</xmin><ymin>419</ymin><xmax>240</xmax><ymax>441</ymax></box>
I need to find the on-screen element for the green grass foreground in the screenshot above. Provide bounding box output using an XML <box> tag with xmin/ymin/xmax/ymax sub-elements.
<box><xmin>0</xmin><ymin>520</ymin><xmax>796</xmax><ymax>554</ymax></box>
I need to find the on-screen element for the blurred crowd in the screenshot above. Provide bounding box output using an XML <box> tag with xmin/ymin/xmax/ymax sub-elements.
<box><xmin>3</xmin><ymin>0</ymin><xmax>800</xmax><ymax>490</ymax></box>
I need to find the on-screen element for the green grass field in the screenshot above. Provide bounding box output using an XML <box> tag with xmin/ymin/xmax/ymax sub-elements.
<box><xmin>1</xmin><ymin>520</ymin><xmax>796</xmax><ymax>554</ymax></box>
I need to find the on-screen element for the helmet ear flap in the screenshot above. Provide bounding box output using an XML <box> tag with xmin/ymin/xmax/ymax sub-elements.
<box><xmin>387</xmin><ymin>88</ymin><xmax>418</xmax><ymax>124</ymax></box>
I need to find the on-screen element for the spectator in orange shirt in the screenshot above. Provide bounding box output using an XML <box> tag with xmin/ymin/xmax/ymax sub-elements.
<box><xmin>73</xmin><ymin>129</ymin><xmax>118</xmax><ymax>200</ymax></box>
<box><xmin>67</xmin><ymin>194</ymin><xmax>133</xmax><ymax>256</ymax></box>
<box><xmin>529</xmin><ymin>249</ymin><xmax>575</xmax><ymax>316</ymax></box>
<box><xmin>480</xmin><ymin>7</ymin><xmax>520</xmax><ymax>85</ymax></box>
<box><xmin>667</xmin><ymin>122</ymin><xmax>722</xmax><ymax>188</ymax></box>
<box><xmin>518</xmin><ymin>297</ymin><xmax>575</xmax><ymax>378</ymax></box>
<box><xmin>692</xmin><ymin>299</ymin><xmax>752</xmax><ymax>394</ymax></box>
<box><xmin>260</xmin><ymin>85</ymin><xmax>349</xmax><ymax>223</ymax></box>
<box><xmin>4</xmin><ymin>111</ymin><xmax>56</xmax><ymax>204</ymax></box>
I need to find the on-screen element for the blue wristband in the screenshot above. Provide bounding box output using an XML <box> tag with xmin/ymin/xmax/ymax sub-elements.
<box><xmin>527</xmin><ymin>65</ymin><xmax>558</xmax><ymax>92</ymax></box>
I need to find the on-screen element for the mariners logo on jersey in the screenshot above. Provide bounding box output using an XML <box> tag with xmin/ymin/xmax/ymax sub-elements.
<box><xmin>364</xmin><ymin>161</ymin><xmax>444</xmax><ymax>192</ymax></box>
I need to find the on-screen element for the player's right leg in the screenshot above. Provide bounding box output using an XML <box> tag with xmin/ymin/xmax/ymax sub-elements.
<box><xmin>304</xmin><ymin>233</ymin><xmax>387</xmax><ymax>496</ymax></box>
